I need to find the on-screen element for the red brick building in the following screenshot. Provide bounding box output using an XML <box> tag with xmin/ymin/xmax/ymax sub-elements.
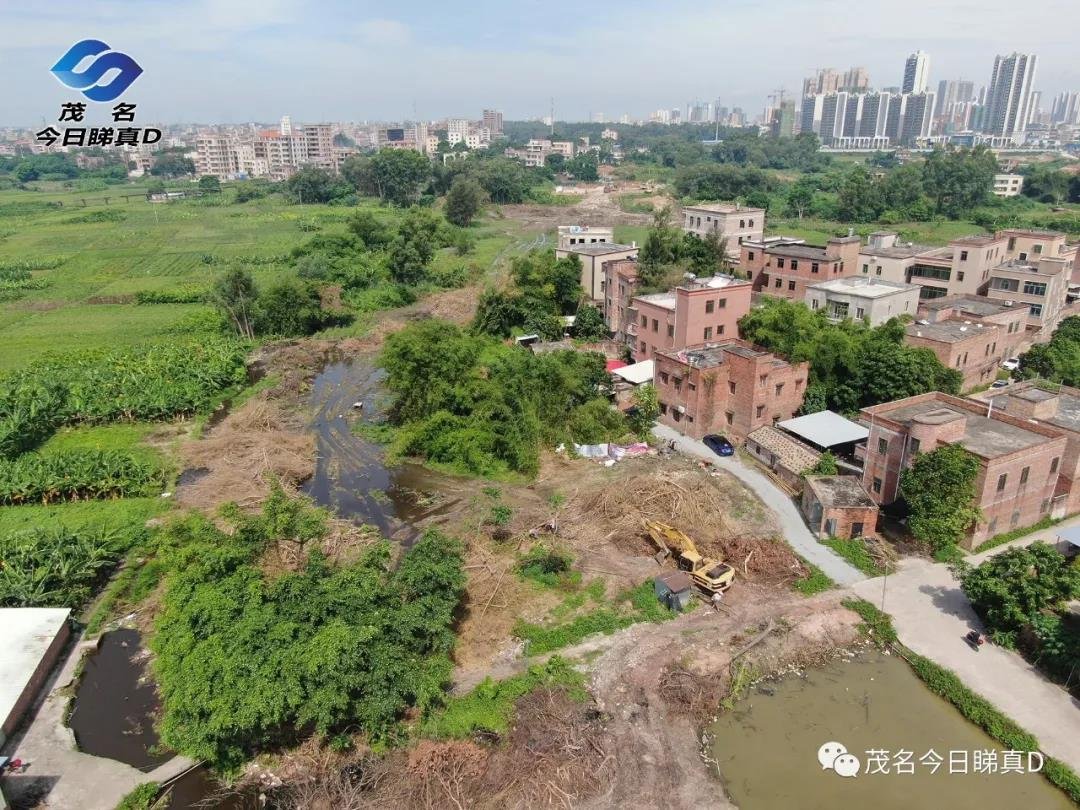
<box><xmin>802</xmin><ymin>476</ymin><xmax>879</xmax><ymax>540</ymax></box>
<box><xmin>601</xmin><ymin>258</ymin><xmax>640</xmax><ymax>350</ymax></box>
<box><xmin>652</xmin><ymin>339</ymin><xmax>809</xmax><ymax>442</ymax></box>
<box><xmin>741</xmin><ymin>234</ymin><xmax>862</xmax><ymax>302</ymax></box>
<box><xmin>629</xmin><ymin>275</ymin><xmax>752</xmax><ymax>363</ymax></box>
<box><xmin>860</xmin><ymin>392</ymin><xmax>1067</xmax><ymax>548</ymax></box>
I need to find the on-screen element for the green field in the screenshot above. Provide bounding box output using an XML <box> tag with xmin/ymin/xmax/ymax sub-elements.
<box><xmin>0</xmin><ymin>180</ymin><xmax>534</xmax><ymax>601</ymax></box>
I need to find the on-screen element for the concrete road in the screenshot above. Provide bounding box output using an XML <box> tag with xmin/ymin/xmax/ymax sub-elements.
<box><xmin>653</xmin><ymin>424</ymin><xmax>865</xmax><ymax>586</ymax></box>
<box><xmin>852</xmin><ymin>539</ymin><xmax>1080</xmax><ymax>772</ymax></box>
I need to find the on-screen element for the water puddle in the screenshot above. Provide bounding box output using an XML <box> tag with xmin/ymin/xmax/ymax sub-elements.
<box><xmin>160</xmin><ymin>766</ymin><xmax>260</xmax><ymax>809</ymax></box>
<box><xmin>68</xmin><ymin>629</ymin><xmax>171</xmax><ymax>772</ymax></box>
<box><xmin>176</xmin><ymin>467</ymin><xmax>210</xmax><ymax>487</ymax></box>
<box><xmin>302</xmin><ymin>358</ymin><xmax>460</xmax><ymax>540</ymax></box>
<box><xmin>709</xmin><ymin>650</ymin><xmax>1071</xmax><ymax>809</ymax></box>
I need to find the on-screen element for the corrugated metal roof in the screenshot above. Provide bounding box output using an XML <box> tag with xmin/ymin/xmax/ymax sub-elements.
<box><xmin>612</xmin><ymin>360</ymin><xmax>654</xmax><ymax>385</ymax></box>
<box><xmin>778</xmin><ymin>410</ymin><xmax>869</xmax><ymax>447</ymax></box>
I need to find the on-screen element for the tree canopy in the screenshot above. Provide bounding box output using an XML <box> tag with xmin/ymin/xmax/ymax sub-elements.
<box><xmin>900</xmin><ymin>444</ymin><xmax>982</xmax><ymax>555</ymax></box>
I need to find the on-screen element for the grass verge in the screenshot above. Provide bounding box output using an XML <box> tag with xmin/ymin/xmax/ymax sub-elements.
<box><xmin>821</xmin><ymin>536</ymin><xmax>884</xmax><ymax>577</ymax></box>
<box><xmin>973</xmin><ymin>515</ymin><xmax>1067</xmax><ymax>554</ymax></box>
<box><xmin>114</xmin><ymin>782</ymin><xmax>160</xmax><ymax>810</ymax></box>
<box><xmin>793</xmin><ymin>558</ymin><xmax>834</xmax><ymax>595</ymax></box>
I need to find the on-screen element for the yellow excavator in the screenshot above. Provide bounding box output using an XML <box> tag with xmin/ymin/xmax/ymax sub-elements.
<box><xmin>643</xmin><ymin>519</ymin><xmax>735</xmax><ymax>595</ymax></box>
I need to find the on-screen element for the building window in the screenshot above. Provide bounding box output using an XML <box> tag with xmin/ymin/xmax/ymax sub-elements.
<box><xmin>640</xmin><ymin>315</ymin><xmax>646</xmax><ymax>327</ymax></box>
<box><xmin>1030</xmin><ymin>303</ymin><xmax>1043</xmax><ymax>317</ymax></box>
<box><xmin>957</xmin><ymin>271</ymin><xmax>965</xmax><ymax>282</ymax></box>
<box><xmin>740</xmin><ymin>219</ymin><xmax>745</xmax><ymax>228</ymax></box>
<box><xmin>872</xmin><ymin>477</ymin><xmax>882</xmax><ymax>494</ymax></box>
<box><xmin>875</xmin><ymin>266</ymin><xmax>882</xmax><ymax>276</ymax></box>
<box><xmin>997</xmin><ymin>473</ymin><xmax>1007</xmax><ymax>492</ymax></box>
<box><xmin>652</xmin><ymin>319</ymin><xmax>659</xmax><ymax>332</ymax></box>
<box><xmin>1011</xmin><ymin>511</ymin><xmax>1020</xmax><ymax>528</ymax></box>
<box><xmin>1051</xmin><ymin>457</ymin><xmax>1060</xmax><ymax>473</ymax></box>
<box><xmin>704</xmin><ymin>327</ymin><xmax>713</xmax><ymax>340</ymax></box>
<box><xmin>1041</xmin><ymin>499</ymin><xmax>1050</xmax><ymax>513</ymax></box>
<box><xmin>775</xmin><ymin>277</ymin><xmax>782</xmax><ymax>288</ymax></box>
<box><xmin>705</xmin><ymin>300</ymin><xmax>715</xmax><ymax>314</ymax></box>
<box><xmin>759</xmin><ymin>374</ymin><xmax>768</xmax><ymax>387</ymax></box>
<box><xmin>960</xmin><ymin>250</ymin><xmax>968</xmax><ymax>261</ymax></box>
<box><xmin>756</xmin><ymin>404</ymin><xmax>765</xmax><ymax>418</ymax></box>
<box><xmin>910</xmin><ymin>438</ymin><xmax>920</xmax><ymax>455</ymax></box>
<box><xmin>988</xmin><ymin>518</ymin><xmax>997</xmax><ymax>534</ymax></box>
<box><xmin>725</xmin><ymin>411</ymin><xmax>734</xmax><ymax>425</ymax></box>
<box><xmin>1033</xmin><ymin>244</ymin><xmax>1043</xmax><ymax>254</ymax></box>
<box><xmin>1022</xmin><ymin>281</ymin><xmax>1047</xmax><ymax>296</ymax></box>
<box><xmin>667</xmin><ymin>324</ymin><xmax>674</xmax><ymax>337</ymax></box>
<box><xmin>777</xmin><ymin>258</ymin><xmax>785</xmax><ymax>269</ymax></box>
<box><xmin>775</xmin><ymin>383</ymin><xmax>784</xmax><ymax>396</ymax></box>
<box><xmin>749</xmin><ymin>219</ymin><xmax>754</xmax><ymax>227</ymax></box>
<box><xmin>1020</xmin><ymin>466</ymin><xmax>1030</xmax><ymax>485</ymax></box>
<box><xmin>729</xmin><ymin>381</ymin><xmax>736</xmax><ymax>394</ymax></box>
<box><xmin>851</xmin><ymin>522</ymin><xmax>864</xmax><ymax>538</ymax></box>
<box><xmin>788</xmin><ymin>280</ymin><xmax>796</xmax><ymax>291</ymax></box>
<box><xmin>811</xmin><ymin>263</ymin><xmax>819</xmax><ymax>274</ymax></box>
<box><xmin>718</xmin><ymin>324</ymin><xmax>725</xmax><ymax>335</ymax></box>
<box><xmin>796</xmin><ymin>378</ymin><xmax>804</xmax><ymax>390</ymax></box>
<box><xmin>748</xmin><ymin>251</ymin><xmax>755</xmax><ymax>261</ymax></box>
<box><xmin>862</xmin><ymin>263</ymin><xmax>869</xmax><ymax>273</ymax></box>
<box><xmin>688</xmin><ymin>382</ymin><xmax>696</xmax><ymax>392</ymax></box>
<box><xmin>640</xmin><ymin>341</ymin><xmax>646</xmax><ymax>353</ymax></box>
<box><xmin>878</xmin><ymin>438</ymin><xmax>888</xmax><ymax>455</ymax></box>
<box><xmin>791</xmin><ymin>260</ymin><xmax>799</xmax><ymax>271</ymax></box>
<box><xmin>659</xmin><ymin>403</ymin><xmax>668</xmax><ymax>415</ymax></box>
<box><xmin>718</xmin><ymin>298</ymin><xmax>726</xmax><ymax>308</ymax></box>
<box><xmin>811</xmin><ymin>299</ymin><xmax>819</xmax><ymax>310</ymax></box>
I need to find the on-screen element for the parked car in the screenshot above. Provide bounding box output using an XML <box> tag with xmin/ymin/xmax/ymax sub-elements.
<box><xmin>990</xmin><ymin>379</ymin><xmax>1010</xmax><ymax>389</ymax></box>
<box><xmin>1001</xmin><ymin>358</ymin><xmax>1020</xmax><ymax>371</ymax></box>
<box><xmin>702</xmin><ymin>434</ymin><xmax>734</xmax><ymax>457</ymax></box>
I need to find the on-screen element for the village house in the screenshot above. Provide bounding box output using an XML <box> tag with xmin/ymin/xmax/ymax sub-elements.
<box><xmin>860</xmin><ymin>392</ymin><xmax>1067</xmax><ymax>548</ymax></box>
<box><xmin>681</xmin><ymin>202</ymin><xmax>765</xmax><ymax>258</ymax></box>
<box><xmin>805</xmin><ymin>276</ymin><xmax>921</xmax><ymax>326</ymax></box>
<box><xmin>801</xmin><ymin>475</ymin><xmax>880</xmax><ymax>540</ymax></box>
<box><xmin>629</xmin><ymin>275</ymin><xmax>752</xmax><ymax>363</ymax></box>
<box><xmin>988</xmin><ymin>381</ymin><xmax>1080</xmax><ymax>516</ymax></box>
<box><xmin>557</xmin><ymin>225</ymin><xmax>614</xmax><ymax>251</ymax></box>
<box><xmin>916</xmin><ymin>295</ymin><xmax>1029</xmax><ymax>360</ymax></box>
<box><xmin>602</xmin><ymin>258</ymin><xmax>640</xmax><ymax>348</ymax></box>
<box><xmin>741</xmin><ymin>234</ymin><xmax>862</xmax><ymax>302</ymax></box>
<box><xmin>651</xmin><ymin>339</ymin><xmax>809</xmax><ymax>443</ymax></box>
<box><xmin>903</xmin><ymin>319</ymin><xmax>1008</xmax><ymax>392</ymax></box>
<box><xmin>744</xmin><ymin>425</ymin><xmax>821</xmax><ymax>490</ymax></box>
<box><xmin>555</xmin><ymin>242</ymin><xmax>638</xmax><ymax>303</ymax></box>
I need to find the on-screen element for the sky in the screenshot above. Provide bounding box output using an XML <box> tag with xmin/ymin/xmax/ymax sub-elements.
<box><xmin>2</xmin><ymin>0</ymin><xmax>1079</xmax><ymax>126</ymax></box>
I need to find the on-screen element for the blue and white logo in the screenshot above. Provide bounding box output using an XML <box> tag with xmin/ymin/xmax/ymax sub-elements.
<box><xmin>50</xmin><ymin>39</ymin><xmax>143</xmax><ymax>102</ymax></box>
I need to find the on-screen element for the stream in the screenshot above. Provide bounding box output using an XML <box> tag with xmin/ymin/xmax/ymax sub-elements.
<box><xmin>709</xmin><ymin>650</ymin><xmax>1071</xmax><ymax>810</ymax></box>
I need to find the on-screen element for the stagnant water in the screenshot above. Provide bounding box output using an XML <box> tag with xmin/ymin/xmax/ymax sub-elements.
<box><xmin>68</xmin><ymin>629</ymin><xmax>171</xmax><ymax>772</ymax></box>
<box><xmin>301</xmin><ymin>358</ymin><xmax>461</xmax><ymax>539</ymax></box>
<box><xmin>709</xmin><ymin>650</ymin><xmax>1071</xmax><ymax>810</ymax></box>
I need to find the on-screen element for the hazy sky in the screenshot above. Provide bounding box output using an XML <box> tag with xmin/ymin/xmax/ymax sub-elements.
<box><xmin>3</xmin><ymin>0</ymin><xmax>1079</xmax><ymax>126</ymax></box>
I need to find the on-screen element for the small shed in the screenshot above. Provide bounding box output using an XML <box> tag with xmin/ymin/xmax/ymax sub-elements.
<box><xmin>802</xmin><ymin>476</ymin><xmax>879</xmax><ymax>540</ymax></box>
<box><xmin>654</xmin><ymin>570</ymin><xmax>694</xmax><ymax>611</ymax></box>
<box><xmin>745</xmin><ymin>426</ymin><xmax>821</xmax><ymax>490</ymax></box>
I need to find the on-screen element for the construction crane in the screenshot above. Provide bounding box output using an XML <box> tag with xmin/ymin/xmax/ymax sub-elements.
<box><xmin>643</xmin><ymin>520</ymin><xmax>734</xmax><ymax>595</ymax></box>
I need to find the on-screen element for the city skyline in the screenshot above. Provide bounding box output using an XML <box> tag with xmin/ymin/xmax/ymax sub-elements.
<box><xmin>1</xmin><ymin>0</ymin><xmax>1079</xmax><ymax>126</ymax></box>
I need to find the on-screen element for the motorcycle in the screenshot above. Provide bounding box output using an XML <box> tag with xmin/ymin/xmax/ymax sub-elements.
<box><xmin>965</xmin><ymin>630</ymin><xmax>985</xmax><ymax>650</ymax></box>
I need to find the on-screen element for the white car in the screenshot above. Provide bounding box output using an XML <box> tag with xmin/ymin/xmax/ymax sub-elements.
<box><xmin>1001</xmin><ymin>358</ymin><xmax>1020</xmax><ymax>372</ymax></box>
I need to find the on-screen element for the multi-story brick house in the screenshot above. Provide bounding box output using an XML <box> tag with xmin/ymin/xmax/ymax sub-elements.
<box><xmin>988</xmin><ymin>381</ymin><xmax>1080</xmax><ymax>516</ymax></box>
<box><xmin>805</xmin><ymin>276</ymin><xmax>921</xmax><ymax>326</ymax></box>
<box><xmin>681</xmin><ymin>203</ymin><xmax>765</xmax><ymax>258</ymax></box>
<box><xmin>651</xmin><ymin>340</ymin><xmax>809</xmax><ymax>442</ymax></box>
<box><xmin>860</xmin><ymin>392</ymin><xmax>1067</xmax><ymax>548</ymax></box>
<box><xmin>601</xmin><ymin>258</ymin><xmax>639</xmax><ymax>348</ymax></box>
<box><xmin>554</xmin><ymin>243</ymin><xmax>638</xmax><ymax>303</ymax></box>
<box><xmin>916</xmin><ymin>295</ymin><xmax>1029</xmax><ymax>360</ymax></box>
<box><xmin>629</xmin><ymin>275</ymin><xmax>752</xmax><ymax>363</ymax></box>
<box><xmin>742</xmin><ymin>235</ymin><xmax>862</xmax><ymax>302</ymax></box>
<box><xmin>904</xmin><ymin>319</ymin><xmax>1008</xmax><ymax>392</ymax></box>
<box><xmin>986</xmin><ymin>255</ymin><xmax>1073</xmax><ymax>336</ymax></box>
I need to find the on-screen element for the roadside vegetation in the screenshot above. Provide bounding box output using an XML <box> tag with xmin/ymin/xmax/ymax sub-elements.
<box><xmin>955</xmin><ymin>542</ymin><xmax>1080</xmax><ymax>694</ymax></box>
<box><xmin>900</xmin><ymin>444</ymin><xmax>982</xmax><ymax>560</ymax></box>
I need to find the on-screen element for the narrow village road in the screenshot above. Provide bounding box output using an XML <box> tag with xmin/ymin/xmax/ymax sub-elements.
<box><xmin>852</xmin><ymin>515</ymin><xmax>1080</xmax><ymax>773</ymax></box>
<box><xmin>652</xmin><ymin>424</ymin><xmax>866</xmax><ymax>586</ymax></box>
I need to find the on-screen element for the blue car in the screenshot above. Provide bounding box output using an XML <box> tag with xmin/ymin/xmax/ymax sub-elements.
<box><xmin>703</xmin><ymin>434</ymin><xmax>734</xmax><ymax>457</ymax></box>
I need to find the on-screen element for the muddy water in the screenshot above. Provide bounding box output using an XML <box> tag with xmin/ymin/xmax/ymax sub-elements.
<box><xmin>68</xmin><ymin>629</ymin><xmax>171</xmax><ymax>771</ymax></box>
<box><xmin>302</xmin><ymin>359</ymin><xmax>461</xmax><ymax>540</ymax></box>
<box><xmin>709</xmin><ymin>650</ymin><xmax>1071</xmax><ymax>810</ymax></box>
<box><xmin>160</xmin><ymin>766</ymin><xmax>260</xmax><ymax>809</ymax></box>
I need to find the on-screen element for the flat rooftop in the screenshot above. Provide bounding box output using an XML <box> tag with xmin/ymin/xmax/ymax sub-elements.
<box><xmin>766</xmin><ymin>244</ymin><xmax>831</xmax><ymax>260</ymax></box>
<box><xmin>992</xmin><ymin>386</ymin><xmax>1080</xmax><ymax>434</ymax></box>
<box><xmin>805</xmin><ymin>475</ymin><xmax>877</xmax><ymax>508</ymax></box>
<box><xmin>951</xmin><ymin>234</ymin><xmax>1003</xmax><ymax>246</ymax></box>
<box><xmin>635</xmin><ymin>292</ymin><xmax>676</xmax><ymax>310</ymax></box>
<box><xmin>906</xmin><ymin>320</ymin><xmax>997</xmax><ymax>343</ymax></box>
<box><xmin>662</xmin><ymin>341</ymin><xmax>769</xmax><ymax>369</ymax></box>
<box><xmin>809</xmin><ymin>277</ymin><xmax>918</xmax><ymax>298</ymax></box>
<box><xmin>560</xmin><ymin>243</ymin><xmax>636</xmax><ymax>256</ymax></box>
<box><xmin>920</xmin><ymin>295</ymin><xmax>1017</xmax><ymax>317</ymax></box>
<box><xmin>683</xmin><ymin>202</ymin><xmax>764</xmax><ymax>215</ymax></box>
<box><xmin>875</xmin><ymin>399</ymin><xmax>1048</xmax><ymax>459</ymax></box>
<box><xmin>1</xmin><ymin>608</ymin><xmax>71</xmax><ymax>740</ymax></box>
<box><xmin>861</xmin><ymin>243</ymin><xmax>936</xmax><ymax>259</ymax></box>
<box><xmin>682</xmin><ymin>274</ymin><xmax>747</xmax><ymax>290</ymax></box>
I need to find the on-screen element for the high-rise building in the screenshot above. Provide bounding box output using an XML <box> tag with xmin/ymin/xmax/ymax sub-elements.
<box><xmin>897</xmin><ymin>92</ymin><xmax>935</xmax><ymax>145</ymax></box>
<box><xmin>841</xmin><ymin>66</ymin><xmax>870</xmax><ymax>92</ymax></box>
<box><xmin>982</xmin><ymin>53</ymin><xmax>1038</xmax><ymax>142</ymax></box>
<box><xmin>482</xmin><ymin>109</ymin><xmax>504</xmax><ymax>135</ymax></box>
<box><xmin>934</xmin><ymin>79</ymin><xmax>975</xmax><ymax>129</ymax></box>
<box><xmin>902</xmin><ymin>51</ymin><xmax>931</xmax><ymax>94</ymax></box>
<box><xmin>769</xmin><ymin>101</ymin><xmax>796</xmax><ymax>138</ymax></box>
<box><xmin>1050</xmin><ymin>92</ymin><xmax>1080</xmax><ymax>125</ymax></box>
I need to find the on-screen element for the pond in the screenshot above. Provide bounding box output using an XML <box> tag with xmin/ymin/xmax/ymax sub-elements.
<box><xmin>68</xmin><ymin>629</ymin><xmax>171</xmax><ymax>771</ymax></box>
<box><xmin>302</xmin><ymin>358</ymin><xmax>461</xmax><ymax>540</ymax></box>
<box><xmin>709</xmin><ymin>650</ymin><xmax>1071</xmax><ymax>810</ymax></box>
